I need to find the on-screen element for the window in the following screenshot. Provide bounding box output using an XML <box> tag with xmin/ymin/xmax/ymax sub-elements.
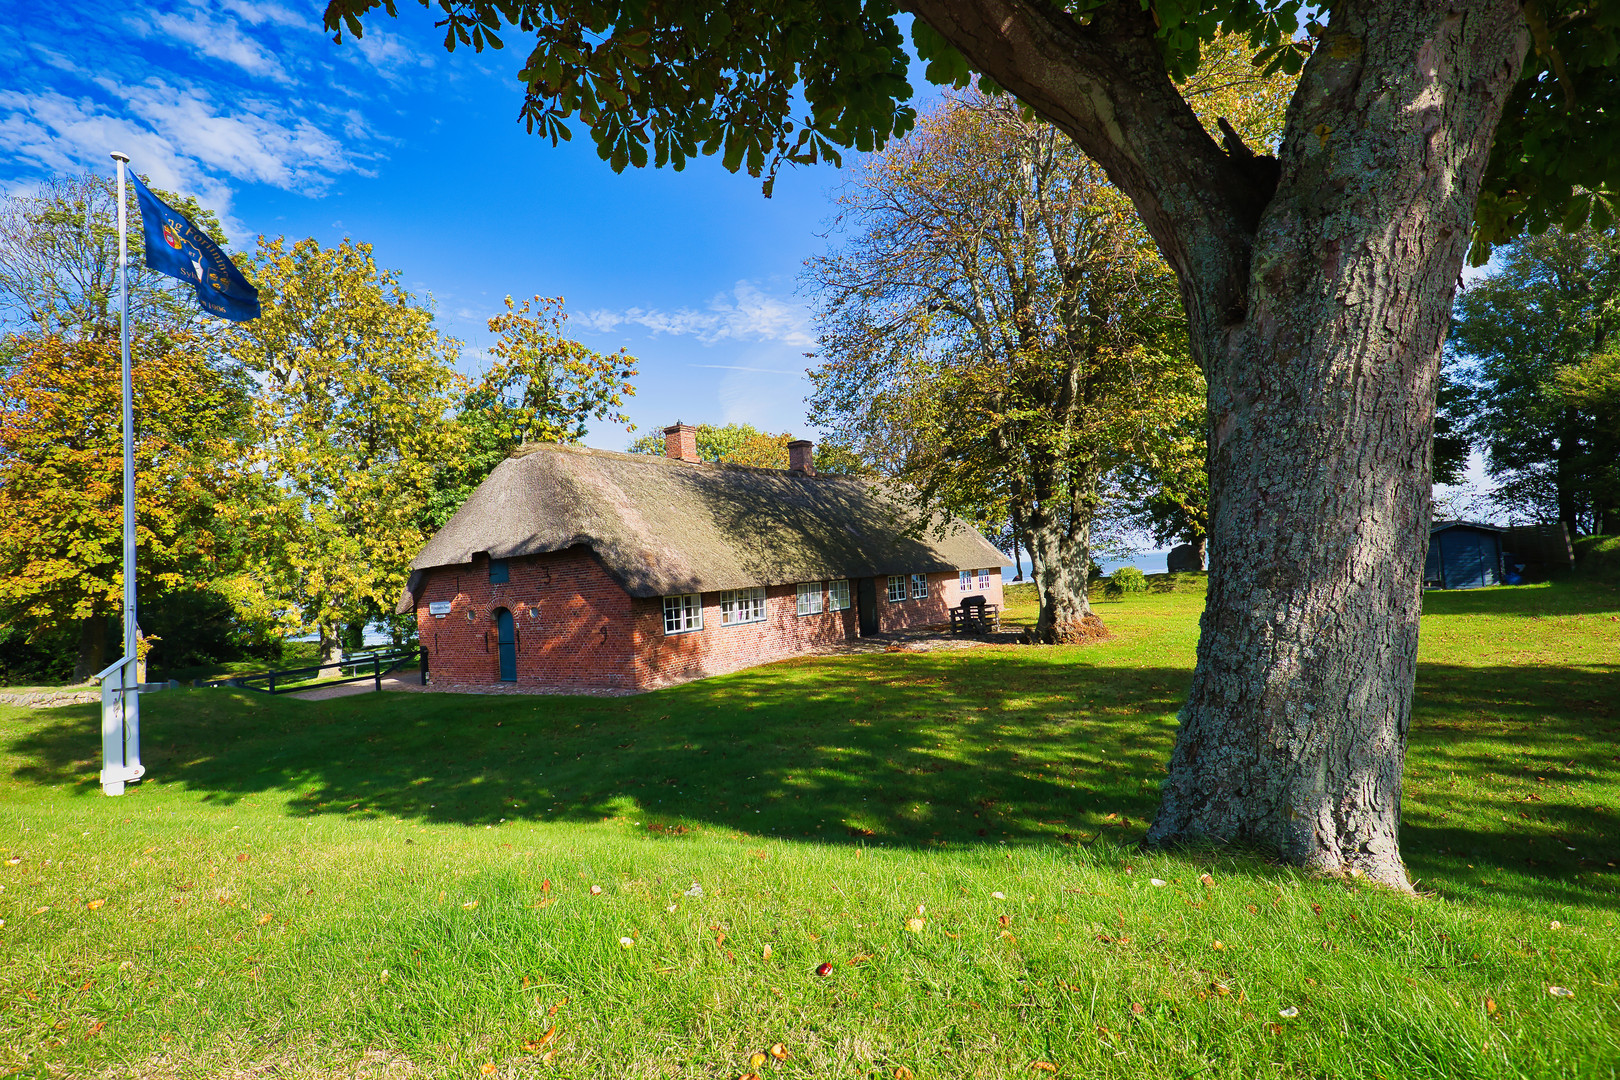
<box><xmin>959</xmin><ymin>569</ymin><xmax>973</xmax><ymax>591</ymax></box>
<box><xmin>911</xmin><ymin>574</ymin><xmax>928</xmax><ymax>599</ymax></box>
<box><xmin>978</xmin><ymin>567</ymin><xmax>991</xmax><ymax>590</ymax></box>
<box><xmin>796</xmin><ymin>581</ymin><xmax>825</xmax><ymax>615</ymax></box>
<box><xmin>488</xmin><ymin>557</ymin><xmax>509</xmax><ymax>584</ymax></box>
<box><xmin>720</xmin><ymin>587</ymin><xmax>766</xmax><ymax>625</ymax></box>
<box><xmin>887</xmin><ymin>575</ymin><xmax>907</xmax><ymax>602</ymax></box>
<box><xmin>662</xmin><ymin>594</ymin><xmax>702</xmax><ymax>634</ymax></box>
<box><xmin>828</xmin><ymin>579</ymin><xmax>851</xmax><ymax>611</ymax></box>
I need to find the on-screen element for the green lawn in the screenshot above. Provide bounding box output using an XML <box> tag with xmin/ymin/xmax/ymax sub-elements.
<box><xmin>2</xmin><ymin>580</ymin><xmax>1617</xmax><ymax>1078</ymax></box>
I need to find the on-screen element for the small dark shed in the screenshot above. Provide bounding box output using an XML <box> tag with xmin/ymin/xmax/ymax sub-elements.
<box><xmin>1425</xmin><ymin>521</ymin><xmax>1504</xmax><ymax>589</ymax></box>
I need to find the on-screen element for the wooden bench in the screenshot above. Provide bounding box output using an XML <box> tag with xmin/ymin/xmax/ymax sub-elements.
<box><xmin>949</xmin><ymin>594</ymin><xmax>1001</xmax><ymax>635</ymax></box>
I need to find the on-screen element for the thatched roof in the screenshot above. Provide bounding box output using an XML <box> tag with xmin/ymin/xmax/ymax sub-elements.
<box><xmin>398</xmin><ymin>442</ymin><xmax>1004</xmax><ymax>611</ymax></box>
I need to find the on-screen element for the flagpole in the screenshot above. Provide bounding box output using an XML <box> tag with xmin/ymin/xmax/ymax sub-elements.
<box><xmin>100</xmin><ymin>151</ymin><xmax>142</xmax><ymax>797</ymax></box>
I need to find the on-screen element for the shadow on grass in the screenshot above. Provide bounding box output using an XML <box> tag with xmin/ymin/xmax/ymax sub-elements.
<box><xmin>1419</xmin><ymin>577</ymin><xmax>1620</xmax><ymax>618</ymax></box>
<box><xmin>6</xmin><ymin>650</ymin><xmax>1616</xmax><ymax>905</ymax></box>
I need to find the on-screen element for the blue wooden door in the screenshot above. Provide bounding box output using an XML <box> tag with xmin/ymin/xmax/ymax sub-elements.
<box><xmin>495</xmin><ymin>608</ymin><xmax>517</xmax><ymax>682</ymax></box>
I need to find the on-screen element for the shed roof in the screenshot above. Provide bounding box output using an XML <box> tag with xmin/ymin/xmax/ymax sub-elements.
<box><xmin>1431</xmin><ymin>519</ymin><xmax>1504</xmax><ymax>534</ymax></box>
<box><xmin>398</xmin><ymin>442</ymin><xmax>1005</xmax><ymax>612</ymax></box>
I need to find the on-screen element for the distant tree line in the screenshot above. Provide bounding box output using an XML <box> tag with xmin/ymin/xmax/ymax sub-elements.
<box><xmin>0</xmin><ymin>176</ymin><xmax>635</xmax><ymax>685</ymax></box>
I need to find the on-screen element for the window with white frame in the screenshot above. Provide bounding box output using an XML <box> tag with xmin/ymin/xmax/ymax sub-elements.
<box><xmin>720</xmin><ymin>587</ymin><xmax>766</xmax><ymax>625</ymax></box>
<box><xmin>959</xmin><ymin>569</ymin><xmax>973</xmax><ymax>591</ymax></box>
<box><xmin>887</xmin><ymin>575</ymin><xmax>907</xmax><ymax>602</ymax></box>
<box><xmin>796</xmin><ymin>581</ymin><xmax>825</xmax><ymax>615</ymax></box>
<box><xmin>828</xmin><ymin>579</ymin><xmax>851</xmax><ymax>611</ymax></box>
<box><xmin>662</xmin><ymin>593</ymin><xmax>703</xmax><ymax>634</ymax></box>
<box><xmin>911</xmin><ymin>573</ymin><xmax>928</xmax><ymax>599</ymax></box>
<box><xmin>978</xmin><ymin>567</ymin><xmax>991</xmax><ymax>590</ymax></box>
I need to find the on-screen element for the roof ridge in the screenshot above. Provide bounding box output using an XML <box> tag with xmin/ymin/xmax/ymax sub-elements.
<box><xmin>508</xmin><ymin>440</ymin><xmax>847</xmax><ymax>478</ymax></box>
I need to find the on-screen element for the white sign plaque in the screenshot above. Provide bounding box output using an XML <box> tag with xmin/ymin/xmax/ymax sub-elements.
<box><xmin>428</xmin><ymin>601</ymin><xmax>453</xmax><ymax>618</ymax></box>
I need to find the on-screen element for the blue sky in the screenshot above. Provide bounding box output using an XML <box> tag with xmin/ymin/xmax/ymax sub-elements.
<box><xmin>2</xmin><ymin>0</ymin><xmax>916</xmax><ymax>449</ymax></box>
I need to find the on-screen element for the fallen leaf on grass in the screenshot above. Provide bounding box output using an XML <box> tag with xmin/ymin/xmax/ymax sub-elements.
<box><xmin>523</xmin><ymin>1026</ymin><xmax>558</xmax><ymax>1052</ymax></box>
<box><xmin>237</xmin><ymin>853</ymin><xmax>249</xmax><ymax>863</ymax></box>
<box><xmin>1212</xmin><ymin>982</ymin><xmax>1231</xmax><ymax>997</ymax></box>
<box><xmin>749</xmin><ymin>1052</ymin><xmax>767</xmax><ymax>1070</ymax></box>
<box><xmin>848</xmin><ymin>953</ymin><xmax>873</xmax><ymax>965</ymax></box>
<box><xmin>1267</xmin><ymin>1023</ymin><xmax>1284</xmax><ymax>1035</ymax></box>
<box><xmin>905</xmin><ymin>917</ymin><xmax>925</xmax><ymax>933</ymax></box>
<box><xmin>548</xmin><ymin>999</ymin><xmax>568</xmax><ymax>1016</ymax></box>
<box><xmin>86</xmin><ymin>899</ymin><xmax>105</xmax><ymax>910</ymax></box>
<box><xmin>479</xmin><ymin>1064</ymin><xmax>495</xmax><ymax>1076</ymax></box>
<box><xmin>770</xmin><ymin>1043</ymin><xmax>788</xmax><ymax>1061</ymax></box>
<box><xmin>619</xmin><ymin>937</ymin><xmax>635</xmax><ymax>949</ymax></box>
<box><xmin>1279</xmin><ymin>1006</ymin><xmax>1299</xmax><ymax>1018</ymax></box>
<box><xmin>762</xmin><ymin>944</ymin><xmax>773</xmax><ymax>959</ymax></box>
<box><xmin>1149</xmin><ymin>878</ymin><xmax>1167</xmax><ymax>887</ymax></box>
<box><xmin>462</xmin><ymin>900</ymin><xmax>478</xmax><ymax>909</ymax></box>
<box><xmin>1199</xmin><ymin>873</ymin><xmax>1214</xmax><ymax>887</ymax></box>
<box><xmin>256</xmin><ymin>913</ymin><xmax>274</xmax><ymax>926</ymax></box>
<box><xmin>1031</xmin><ymin>1062</ymin><xmax>1057</xmax><ymax>1073</ymax></box>
<box><xmin>1550</xmin><ymin>920</ymin><xmax>1562</xmax><ymax>930</ymax></box>
<box><xmin>1549</xmin><ymin>986</ymin><xmax>1575</xmax><ymax>998</ymax></box>
<box><xmin>86</xmin><ymin>1021</ymin><xmax>105</xmax><ymax>1037</ymax></box>
<box><xmin>992</xmin><ymin>891</ymin><xmax>1006</xmax><ymax>900</ymax></box>
<box><xmin>541</xmin><ymin>879</ymin><xmax>551</xmax><ymax>893</ymax></box>
<box><xmin>894</xmin><ymin>1067</ymin><xmax>914</xmax><ymax>1079</ymax></box>
<box><xmin>1485</xmin><ymin>997</ymin><xmax>1498</xmax><ymax>1014</ymax></box>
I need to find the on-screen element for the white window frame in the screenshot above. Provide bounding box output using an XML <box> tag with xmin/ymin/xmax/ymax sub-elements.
<box><xmin>662</xmin><ymin>593</ymin><xmax>703</xmax><ymax>634</ymax></box>
<box><xmin>887</xmin><ymin>575</ymin><xmax>907</xmax><ymax>602</ymax></box>
<box><xmin>796</xmin><ymin>581</ymin><xmax>825</xmax><ymax>616</ymax></box>
<box><xmin>911</xmin><ymin>573</ymin><xmax>928</xmax><ymax>599</ymax></box>
<box><xmin>720</xmin><ymin>587</ymin><xmax>766</xmax><ymax>626</ymax></box>
<box><xmin>959</xmin><ymin>569</ymin><xmax>973</xmax><ymax>591</ymax></box>
<box><xmin>828</xmin><ymin>579</ymin><xmax>851</xmax><ymax>611</ymax></box>
<box><xmin>978</xmin><ymin>568</ymin><xmax>991</xmax><ymax>590</ymax></box>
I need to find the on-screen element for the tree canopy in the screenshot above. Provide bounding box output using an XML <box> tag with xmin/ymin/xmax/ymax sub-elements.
<box><xmin>1449</xmin><ymin>225</ymin><xmax>1620</xmax><ymax>534</ymax></box>
<box><xmin>323</xmin><ymin>0</ymin><xmax>1619</xmax><ymax>249</ymax></box>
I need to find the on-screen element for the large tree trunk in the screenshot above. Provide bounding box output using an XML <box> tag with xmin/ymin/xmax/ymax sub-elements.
<box><xmin>72</xmin><ymin>615</ymin><xmax>109</xmax><ymax>684</ymax></box>
<box><xmin>907</xmin><ymin>0</ymin><xmax>1529</xmax><ymax>887</ymax></box>
<box><xmin>1147</xmin><ymin>7</ymin><xmax>1528</xmax><ymax>887</ymax></box>
<box><xmin>1025</xmin><ymin>503</ymin><xmax>1097</xmax><ymax>643</ymax></box>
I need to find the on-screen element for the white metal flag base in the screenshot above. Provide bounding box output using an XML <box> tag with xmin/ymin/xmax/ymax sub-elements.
<box><xmin>98</xmin><ymin>654</ymin><xmax>144</xmax><ymax>796</ymax></box>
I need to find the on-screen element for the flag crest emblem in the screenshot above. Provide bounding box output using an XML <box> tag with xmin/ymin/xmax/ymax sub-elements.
<box><xmin>162</xmin><ymin>222</ymin><xmax>183</xmax><ymax>249</ymax></box>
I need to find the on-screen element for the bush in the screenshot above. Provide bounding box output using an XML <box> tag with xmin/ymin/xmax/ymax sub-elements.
<box><xmin>1104</xmin><ymin>566</ymin><xmax>1149</xmax><ymax>597</ymax></box>
<box><xmin>1573</xmin><ymin>534</ymin><xmax>1620</xmax><ymax>577</ymax></box>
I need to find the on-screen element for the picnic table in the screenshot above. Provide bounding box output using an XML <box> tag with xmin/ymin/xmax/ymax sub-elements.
<box><xmin>949</xmin><ymin>594</ymin><xmax>1001</xmax><ymax>635</ymax></box>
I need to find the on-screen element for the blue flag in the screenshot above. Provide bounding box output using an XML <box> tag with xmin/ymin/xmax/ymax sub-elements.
<box><xmin>128</xmin><ymin>172</ymin><xmax>259</xmax><ymax>322</ymax></box>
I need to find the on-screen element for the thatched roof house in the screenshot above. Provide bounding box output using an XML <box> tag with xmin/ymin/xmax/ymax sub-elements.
<box><xmin>401</xmin><ymin>429</ymin><xmax>1007</xmax><ymax>691</ymax></box>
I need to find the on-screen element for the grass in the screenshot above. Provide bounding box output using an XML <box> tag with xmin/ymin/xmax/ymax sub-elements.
<box><xmin>1</xmin><ymin>580</ymin><xmax>1617</xmax><ymax>1078</ymax></box>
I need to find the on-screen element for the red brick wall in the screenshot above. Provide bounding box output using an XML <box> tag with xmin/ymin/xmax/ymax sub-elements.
<box><xmin>629</xmin><ymin>582</ymin><xmax>857</xmax><ymax>688</ymax></box>
<box><xmin>415</xmin><ymin>552</ymin><xmax>1004</xmax><ymax>691</ymax></box>
<box><xmin>415</xmin><ymin>546</ymin><xmax>640</xmax><ymax>691</ymax></box>
<box><xmin>874</xmin><ymin>568</ymin><xmax>1003</xmax><ymax>631</ymax></box>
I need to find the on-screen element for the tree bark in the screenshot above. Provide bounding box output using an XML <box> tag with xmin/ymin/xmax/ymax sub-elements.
<box><xmin>907</xmin><ymin>0</ymin><xmax>1529</xmax><ymax>887</ymax></box>
<box><xmin>72</xmin><ymin>615</ymin><xmax>108</xmax><ymax>684</ymax></box>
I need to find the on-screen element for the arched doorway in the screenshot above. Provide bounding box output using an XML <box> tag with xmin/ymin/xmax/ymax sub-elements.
<box><xmin>494</xmin><ymin>608</ymin><xmax>516</xmax><ymax>682</ymax></box>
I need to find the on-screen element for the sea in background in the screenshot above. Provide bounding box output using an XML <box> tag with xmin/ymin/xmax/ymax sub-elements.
<box><xmin>1000</xmin><ymin>550</ymin><xmax>1171</xmax><ymax>582</ymax></box>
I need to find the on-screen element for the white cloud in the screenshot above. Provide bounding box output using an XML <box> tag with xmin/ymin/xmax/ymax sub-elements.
<box><xmin>218</xmin><ymin>0</ymin><xmax>308</xmax><ymax>29</ymax></box>
<box><xmin>581</xmin><ymin>282</ymin><xmax>815</xmax><ymax>347</ymax></box>
<box><xmin>130</xmin><ymin>10</ymin><xmax>293</xmax><ymax>84</ymax></box>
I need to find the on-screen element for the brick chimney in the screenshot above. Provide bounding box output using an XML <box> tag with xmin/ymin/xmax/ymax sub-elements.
<box><xmin>787</xmin><ymin>439</ymin><xmax>815</xmax><ymax>475</ymax></box>
<box><xmin>663</xmin><ymin>422</ymin><xmax>699</xmax><ymax>463</ymax></box>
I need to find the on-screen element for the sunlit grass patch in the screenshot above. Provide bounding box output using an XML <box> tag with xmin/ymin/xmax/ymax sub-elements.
<box><xmin>1</xmin><ymin>577</ymin><xmax>1616</xmax><ymax>1077</ymax></box>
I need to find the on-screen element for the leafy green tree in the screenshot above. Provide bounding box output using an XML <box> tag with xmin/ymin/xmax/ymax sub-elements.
<box><xmin>430</xmin><ymin>295</ymin><xmax>637</xmax><ymax>527</ymax></box>
<box><xmin>0</xmin><ymin>332</ymin><xmax>252</xmax><ymax>680</ymax></box>
<box><xmin>321</xmin><ymin>0</ymin><xmax>1620</xmax><ymax>887</ymax></box>
<box><xmin>628</xmin><ymin>421</ymin><xmax>792</xmax><ymax>467</ymax></box>
<box><xmin>1449</xmin><ymin>226</ymin><xmax>1620</xmax><ymax>535</ymax></box>
<box><xmin>807</xmin><ymin>90</ymin><xmax>1197</xmax><ymax>643</ymax></box>
<box><xmin>232</xmin><ymin>237</ymin><xmax>463</xmax><ymax>660</ymax></box>
<box><xmin>0</xmin><ymin>174</ymin><xmax>225</xmax><ymax>344</ymax></box>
